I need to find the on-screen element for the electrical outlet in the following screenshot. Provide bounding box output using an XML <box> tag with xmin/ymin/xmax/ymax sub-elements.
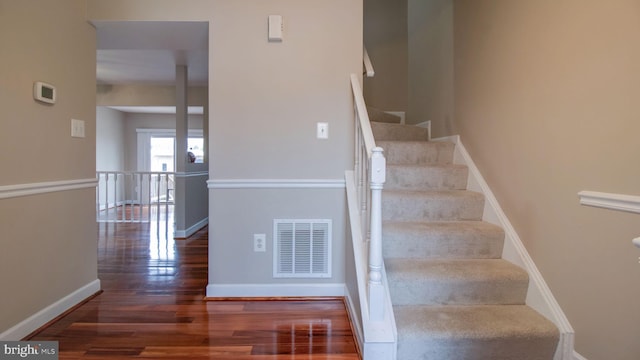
<box><xmin>254</xmin><ymin>234</ymin><xmax>266</xmax><ymax>252</ymax></box>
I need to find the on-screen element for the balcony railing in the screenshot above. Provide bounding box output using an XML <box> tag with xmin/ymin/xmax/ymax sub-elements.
<box><xmin>96</xmin><ymin>171</ymin><xmax>174</xmax><ymax>223</ymax></box>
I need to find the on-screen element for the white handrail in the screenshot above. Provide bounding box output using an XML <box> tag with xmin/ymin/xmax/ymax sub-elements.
<box><xmin>578</xmin><ymin>190</ymin><xmax>640</xmax><ymax>249</ymax></box>
<box><xmin>351</xmin><ymin>73</ymin><xmax>386</xmax><ymax>321</ymax></box>
<box><xmin>351</xmin><ymin>74</ymin><xmax>376</xmax><ymax>157</ymax></box>
<box><xmin>96</xmin><ymin>171</ymin><xmax>175</xmax><ymax>223</ymax></box>
<box><xmin>578</xmin><ymin>190</ymin><xmax>640</xmax><ymax>214</ymax></box>
<box><xmin>363</xmin><ymin>47</ymin><xmax>375</xmax><ymax>77</ymax></box>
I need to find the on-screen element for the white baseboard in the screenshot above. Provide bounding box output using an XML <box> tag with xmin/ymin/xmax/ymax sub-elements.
<box><xmin>344</xmin><ymin>285</ymin><xmax>364</xmax><ymax>354</ymax></box>
<box><xmin>414</xmin><ymin>120</ymin><xmax>432</xmax><ymax>140</ymax></box>
<box><xmin>174</xmin><ymin>217</ymin><xmax>208</xmax><ymax>238</ymax></box>
<box><xmin>437</xmin><ymin>135</ymin><xmax>575</xmax><ymax>360</ymax></box>
<box><xmin>0</xmin><ymin>279</ymin><xmax>101</xmax><ymax>340</ymax></box>
<box><xmin>574</xmin><ymin>351</ymin><xmax>588</xmax><ymax>360</ymax></box>
<box><xmin>206</xmin><ymin>283</ymin><xmax>346</xmax><ymax>298</ymax></box>
<box><xmin>385</xmin><ymin>111</ymin><xmax>406</xmax><ymax>125</ymax></box>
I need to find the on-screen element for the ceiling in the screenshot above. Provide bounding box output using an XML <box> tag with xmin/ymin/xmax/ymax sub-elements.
<box><xmin>95</xmin><ymin>21</ymin><xmax>209</xmax><ymax>86</ymax></box>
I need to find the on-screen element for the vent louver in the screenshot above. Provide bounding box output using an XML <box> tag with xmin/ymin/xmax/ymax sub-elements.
<box><xmin>273</xmin><ymin>219</ymin><xmax>331</xmax><ymax>278</ymax></box>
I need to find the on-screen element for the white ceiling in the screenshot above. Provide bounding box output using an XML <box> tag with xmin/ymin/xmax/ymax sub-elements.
<box><xmin>95</xmin><ymin>21</ymin><xmax>209</xmax><ymax>86</ymax></box>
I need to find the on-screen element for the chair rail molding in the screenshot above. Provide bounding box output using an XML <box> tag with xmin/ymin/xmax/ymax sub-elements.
<box><xmin>578</xmin><ymin>191</ymin><xmax>640</xmax><ymax>214</ymax></box>
<box><xmin>207</xmin><ymin>179</ymin><xmax>345</xmax><ymax>189</ymax></box>
<box><xmin>0</xmin><ymin>178</ymin><xmax>98</xmax><ymax>200</ymax></box>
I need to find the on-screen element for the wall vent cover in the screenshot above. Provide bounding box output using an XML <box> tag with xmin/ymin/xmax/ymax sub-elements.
<box><xmin>273</xmin><ymin>219</ymin><xmax>332</xmax><ymax>278</ymax></box>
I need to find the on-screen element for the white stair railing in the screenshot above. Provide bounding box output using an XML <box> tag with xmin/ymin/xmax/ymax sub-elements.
<box><xmin>96</xmin><ymin>171</ymin><xmax>174</xmax><ymax>223</ymax></box>
<box><xmin>363</xmin><ymin>47</ymin><xmax>375</xmax><ymax>77</ymax></box>
<box><xmin>351</xmin><ymin>73</ymin><xmax>386</xmax><ymax>321</ymax></box>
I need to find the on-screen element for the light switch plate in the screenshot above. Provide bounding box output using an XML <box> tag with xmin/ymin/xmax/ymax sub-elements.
<box><xmin>317</xmin><ymin>122</ymin><xmax>329</xmax><ymax>139</ymax></box>
<box><xmin>71</xmin><ymin>119</ymin><xmax>85</xmax><ymax>138</ymax></box>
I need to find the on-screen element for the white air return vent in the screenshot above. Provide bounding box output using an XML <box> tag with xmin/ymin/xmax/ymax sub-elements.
<box><xmin>273</xmin><ymin>219</ymin><xmax>332</xmax><ymax>278</ymax></box>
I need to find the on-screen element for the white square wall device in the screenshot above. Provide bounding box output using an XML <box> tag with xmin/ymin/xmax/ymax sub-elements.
<box><xmin>34</xmin><ymin>81</ymin><xmax>56</xmax><ymax>104</ymax></box>
<box><xmin>268</xmin><ymin>15</ymin><xmax>283</xmax><ymax>42</ymax></box>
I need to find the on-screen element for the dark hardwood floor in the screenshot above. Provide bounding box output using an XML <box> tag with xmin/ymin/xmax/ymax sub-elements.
<box><xmin>27</xmin><ymin>223</ymin><xmax>360</xmax><ymax>359</ymax></box>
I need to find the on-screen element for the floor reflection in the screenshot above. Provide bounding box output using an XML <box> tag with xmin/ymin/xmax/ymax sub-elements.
<box><xmin>28</xmin><ymin>223</ymin><xmax>359</xmax><ymax>359</ymax></box>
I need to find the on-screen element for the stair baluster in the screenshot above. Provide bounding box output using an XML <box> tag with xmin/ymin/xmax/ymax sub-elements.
<box><xmin>351</xmin><ymin>74</ymin><xmax>387</xmax><ymax>322</ymax></box>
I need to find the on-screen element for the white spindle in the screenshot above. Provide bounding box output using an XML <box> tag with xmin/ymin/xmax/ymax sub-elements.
<box><xmin>147</xmin><ymin>173</ymin><xmax>152</xmax><ymax>222</ymax></box>
<box><xmin>96</xmin><ymin>174</ymin><xmax>101</xmax><ymax>221</ymax></box>
<box><xmin>368</xmin><ymin>147</ymin><xmax>385</xmax><ymax>320</ymax></box>
<box><xmin>156</xmin><ymin>173</ymin><xmax>161</xmax><ymax>216</ymax></box>
<box><xmin>105</xmin><ymin>174</ymin><xmax>110</xmax><ymax>219</ymax></box>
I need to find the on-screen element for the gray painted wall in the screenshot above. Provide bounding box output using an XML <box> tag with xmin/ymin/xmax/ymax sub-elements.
<box><xmin>96</xmin><ymin>106</ymin><xmax>126</xmax><ymax>171</ymax></box>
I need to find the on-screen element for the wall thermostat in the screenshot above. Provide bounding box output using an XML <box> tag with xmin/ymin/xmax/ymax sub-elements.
<box><xmin>34</xmin><ymin>81</ymin><xmax>56</xmax><ymax>104</ymax></box>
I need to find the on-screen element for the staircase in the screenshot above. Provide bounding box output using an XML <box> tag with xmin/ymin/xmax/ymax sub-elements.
<box><xmin>372</xmin><ymin>120</ymin><xmax>560</xmax><ymax>359</ymax></box>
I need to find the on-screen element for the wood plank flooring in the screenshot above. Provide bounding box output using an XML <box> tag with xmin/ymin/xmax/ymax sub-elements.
<box><xmin>27</xmin><ymin>223</ymin><xmax>360</xmax><ymax>359</ymax></box>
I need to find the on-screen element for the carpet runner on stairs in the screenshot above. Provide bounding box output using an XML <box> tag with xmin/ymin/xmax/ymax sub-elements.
<box><xmin>372</xmin><ymin>121</ymin><xmax>559</xmax><ymax>360</ymax></box>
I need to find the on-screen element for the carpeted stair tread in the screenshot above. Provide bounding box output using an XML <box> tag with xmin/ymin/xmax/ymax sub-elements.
<box><xmin>394</xmin><ymin>305</ymin><xmax>559</xmax><ymax>360</ymax></box>
<box><xmin>383</xmin><ymin>189</ymin><xmax>485</xmax><ymax>221</ymax></box>
<box><xmin>377</xmin><ymin>140</ymin><xmax>454</xmax><ymax>165</ymax></box>
<box><xmin>386</xmin><ymin>164</ymin><xmax>469</xmax><ymax>190</ymax></box>
<box><xmin>382</xmin><ymin>220</ymin><xmax>505</xmax><ymax>259</ymax></box>
<box><xmin>371</xmin><ymin>121</ymin><xmax>429</xmax><ymax>141</ymax></box>
<box><xmin>386</xmin><ymin>258</ymin><xmax>529</xmax><ymax>305</ymax></box>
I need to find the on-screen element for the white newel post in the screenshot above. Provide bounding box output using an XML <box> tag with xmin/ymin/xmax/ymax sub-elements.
<box><xmin>368</xmin><ymin>147</ymin><xmax>386</xmax><ymax>321</ymax></box>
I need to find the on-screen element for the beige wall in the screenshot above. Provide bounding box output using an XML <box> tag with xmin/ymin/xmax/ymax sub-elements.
<box><xmin>0</xmin><ymin>1</ymin><xmax>96</xmax><ymax>185</ymax></box>
<box><xmin>407</xmin><ymin>0</ymin><xmax>454</xmax><ymax>134</ymax></box>
<box><xmin>209</xmin><ymin>0</ymin><xmax>360</xmax><ymax>180</ymax></box>
<box><xmin>454</xmin><ymin>1</ymin><xmax>640</xmax><ymax>359</ymax></box>
<box><xmin>0</xmin><ymin>0</ymin><xmax>97</xmax><ymax>336</ymax></box>
<box><xmin>363</xmin><ymin>0</ymin><xmax>408</xmax><ymax>112</ymax></box>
